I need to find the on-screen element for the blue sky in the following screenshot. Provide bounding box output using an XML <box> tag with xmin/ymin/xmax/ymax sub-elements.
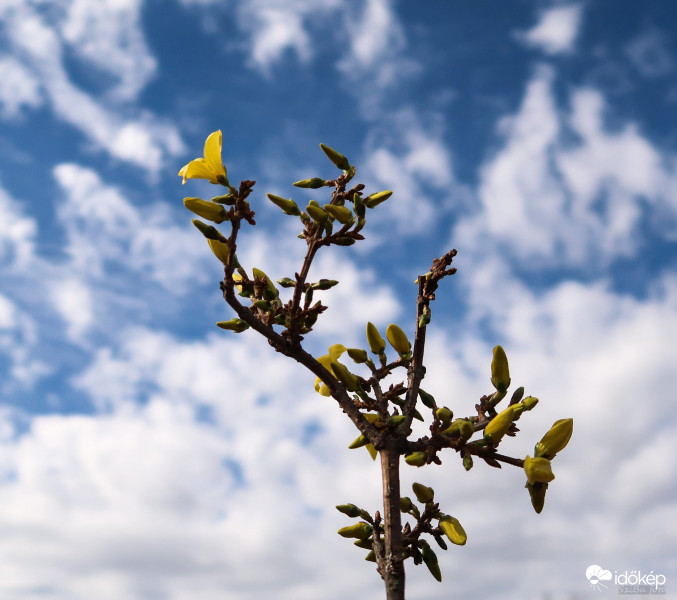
<box><xmin>1</xmin><ymin>1</ymin><xmax>676</xmax><ymax>598</ymax></box>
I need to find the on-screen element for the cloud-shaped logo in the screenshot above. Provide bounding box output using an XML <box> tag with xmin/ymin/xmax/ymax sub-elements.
<box><xmin>586</xmin><ymin>564</ymin><xmax>613</xmax><ymax>590</ymax></box>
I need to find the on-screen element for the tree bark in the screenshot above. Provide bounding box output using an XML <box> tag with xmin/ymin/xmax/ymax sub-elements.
<box><xmin>381</xmin><ymin>444</ymin><xmax>405</xmax><ymax>600</ymax></box>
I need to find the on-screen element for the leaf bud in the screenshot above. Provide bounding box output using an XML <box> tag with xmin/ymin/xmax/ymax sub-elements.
<box><xmin>348</xmin><ymin>434</ymin><xmax>368</xmax><ymax>449</ymax></box>
<box><xmin>312</xmin><ymin>279</ymin><xmax>339</xmax><ymax>290</ymax></box>
<box><xmin>192</xmin><ymin>219</ymin><xmax>223</xmax><ymax>241</ymax></box>
<box><xmin>323</xmin><ymin>204</ymin><xmax>354</xmax><ymax>224</ymax></box>
<box><xmin>266</xmin><ymin>193</ymin><xmax>301</xmax><ymax>216</ymax></box>
<box><xmin>438</xmin><ymin>516</ymin><xmax>467</xmax><ymax>546</ymax></box>
<box><xmin>435</xmin><ymin>407</ymin><xmax>453</xmax><ymax>428</ymax></box>
<box><xmin>319</xmin><ymin>143</ymin><xmax>351</xmax><ymax>171</ymax></box>
<box><xmin>510</xmin><ymin>386</ymin><xmax>525</xmax><ymax>403</ymax></box>
<box><xmin>333</xmin><ymin>237</ymin><xmax>356</xmax><ymax>246</ymax></box>
<box><xmin>293</xmin><ymin>177</ymin><xmax>326</xmax><ymax>189</ymax></box>
<box><xmin>364</xmin><ymin>550</ymin><xmax>376</xmax><ymax>562</ymax></box>
<box><xmin>353</xmin><ymin>538</ymin><xmax>373</xmax><ymax>549</ymax></box>
<box><xmin>412</xmin><ymin>482</ymin><xmax>434</xmax><ymax>503</ymax></box>
<box><xmin>386</xmin><ymin>323</ymin><xmax>412</xmax><ymax>356</ymax></box>
<box><xmin>337</xmin><ymin>522</ymin><xmax>372</xmax><ymax>540</ymax></box>
<box><xmin>462</xmin><ymin>454</ymin><xmax>473</xmax><ymax>471</ymax></box>
<box><xmin>418</xmin><ymin>312</ymin><xmax>431</xmax><ymax>328</ymax></box>
<box><xmin>420</xmin><ymin>541</ymin><xmax>442</xmax><ymax>582</ymax></box>
<box><xmin>215</xmin><ymin>319</ymin><xmax>249</xmax><ymax>332</ymax></box>
<box><xmin>527</xmin><ymin>481</ymin><xmax>548</xmax><ymax>514</ymax></box>
<box><xmin>306</xmin><ymin>203</ymin><xmax>329</xmax><ymax>223</ymax></box>
<box><xmin>277</xmin><ymin>277</ymin><xmax>296</xmax><ymax>288</ymax></box>
<box><xmin>331</xmin><ymin>361</ymin><xmax>360</xmax><ymax>391</ymax></box>
<box><xmin>347</xmin><ymin>348</ymin><xmax>368</xmax><ymax>363</ymax></box>
<box><xmin>524</xmin><ymin>455</ymin><xmax>555</xmax><ymax>485</ymax></box>
<box><xmin>335</xmin><ymin>504</ymin><xmax>362</xmax><ymax>518</ymax></box>
<box><xmin>535</xmin><ymin>418</ymin><xmax>573</xmax><ymax>459</ymax></box>
<box><xmin>387</xmin><ymin>415</ymin><xmax>407</xmax><ymax>428</ymax></box>
<box><xmin>211</xmin><ymin>193</ymin><xmax>236</xmax><ymax>205</ymax></box>
<box><xmin>418</xmin><ymin>388</ymin><xmax>437</xmax><ymax>409</ymax></box>
<box><xmin>400</xmin><ymin>496</ymin><xmax>414</xmax><ymax>512</ymax></box>
<box><xmin>353</xmin><ymin>193</ymin><xmax>366</xmax><ymax>218</ymax></box>
<box><xmin>366</xmin><ymin>322</ymin><xmax>386</xmax><ymax>354</ymax></box>
<box><xmin>365</xmin><ymin>443</ymin><xmax>378</xmax><ymax>461</ymax></box>
<box><xmin>405</xmin><ymin>452</ymin><xmax>427</xmax><ymax>467</ymax></box>
<box><xmin>483</xmin><ymin>405</ymin><xmax>516</xmax><ymax>444</ymax></box>
<box><xmin>491</xmin><ymin>345</ymin><xmax>511</xmax><ymax>393</ymax></box>
<box><xmin>184</xmin><ymin>197</ymin><xmax>229</xmax><ymax>223</ymax></box>
<box><xmin>364</xmin><ymin>190</ymin><xmax>393</xmax><ymax>209</ymax></box>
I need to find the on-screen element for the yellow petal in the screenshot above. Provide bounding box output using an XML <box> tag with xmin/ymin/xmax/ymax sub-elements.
<box><xmin>328</xmin><ymin>344</ymin><xmax>347</xmax><ymax>361</ymax></box>
<box><xmin>182</xmin><ymin>158</ymin><xmax>216</xmax><ymax>182</ymax></box>
<box><xmin>203</xmin><ymin>130</ymin><xmax>226</xmax><ymax>180</ymax></box>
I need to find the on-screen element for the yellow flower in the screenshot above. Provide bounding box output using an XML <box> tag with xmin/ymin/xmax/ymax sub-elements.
<box><xmin>178</xmin><ymin>130</ymin><xmax>229</xmax><ymax>185</ymax></box>
<box><xmin>314</xmin><ymin>344</ymin><xmax>347</xmax><ymax>395</ymax></box>
<box><xmin>524</xmin><ymin>455</ymin><xmax>555</xmax><ymax>485</ymax></box>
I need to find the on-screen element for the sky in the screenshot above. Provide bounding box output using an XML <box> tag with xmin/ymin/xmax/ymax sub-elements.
<box><xmin>0</xmin><ymin>1</ymin><xmax>676</xmax><ymax>599</ymax></box>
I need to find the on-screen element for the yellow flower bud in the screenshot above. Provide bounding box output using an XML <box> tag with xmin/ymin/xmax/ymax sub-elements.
<box><xmin>184</xmin><ymin>197</ymin><xmax>229</xmax><ymax>223</ymax></box>
<box><xmin>524</xmin><ymin>455</ymin><xmax>555</xmax><ymax>485</ymax></box>
<box><xmin>347</xmin><ymin>348</ymin><xmax>368</xmax><ymax>363</ymax></box>
<box><xmin>412</xmin><ymin>482</ymin><xmax>434</xmax><ymax>503</ymax></box>
<box><xmin>441</xmin><ymin>419</ymin><xmax>474</xmax><ymax>443</ymax></box>
<box><xmin>266</xmin><ymin>193</ymin><xmax>301</xmax><ymax>216</ymax></box>
<box><xmin>306</xmin><ymin>202</ymin><xmax>329</xmax><ymax>223</ymax></box>
<box><xmin>207</xmin><ymin>238</ymin><xmax>230</xmax><ymax>265</ymax></box>
<box><xmin>364</xmin><ymin>190</ymin><xmax>393</xmax><ymax>209</ymax></box>
<box><xmin>535</xmin><ymin>418</ymin><xmax>573</xmax><ymax>459</ymax></box>
<box><xmin>438</xmin><ymin>516</ymin><xmax>467</xmax><ymax>546</ymax></box>
<box><xmin>527</xmin><ymin>481</ymin><xmax>548</xmax><ymax>514</ymax></box>
<box><xmin>386</xmin><ymin>324</ymin><xmax>412</xmax><ymax>356</ymax></box>
<box><xmin>365</xmin><ymin>550</ymin><xmax>376</xmax><ymax>562</ymax></box>
<box><xmin>215</xmin><ymin>319</ymin><xmax>249</xmax><ymax>332</ymax></box>
<box><xmin>491</xmin><ymin>345</ymin><xmax>511</xmax><ymax>393</ymax></box>
<box><xmin>293</xmin><ymin>178</ymin><xmax>326</xmax><ymax>189</ymax></box>
<box><xmin>365</xmin><ymin>443</ymin><xmax>378</xmax><ymax>461</ymax></box>
<box><xmin>337</xmin><ymin>522</ymin><xmax>372</xmax><ymax>540</ymax></box>
<box><xmin>330</xmin><ymin>361</ymin><xmax>359</xmax><ymax>391</ymax></box>
<box><xmin>319</xmin><ymin>143</ymin><xmax>351</xmax><ymax>171</ymax></box>
<box><xmin>483</xmin><ymin>405</ymin><xmax>516</xmax><ymax>444</ymax></box>
<box><xmin>435</xmin><ymin>407</ymin><xmax>453</xmax><ymax>428</ymax></box>
<box><xmin>335</xmin><ymin>504</ymin><xmax>361</xmax><ymax>518</ymax></box>
<box><xmin>366</xmin><ymin>322</ymin><xmax>386</xmax><ymax>355</ymax></box>
<box><xmin>323</xmin><ymin>204</ymin><xmax>354</xmax><ymax>224</ymax></box>
<box><xmin>522</xmin><ymin>396</ymin><xmax>539</xmax><ymax>410</ymax></box>
<box><xmin>418</xmin><ymin>388</ymin><xmax>437</xmax><ymax>409</ymax></box>
<box><xmin>405</xmin><ymin>452</ymin><xmax>427</xmax><ymax>467</ymax></box>
<box><xmin>348</xmin><ymin>434</ymin><xmax>368</xmax><ymax>449</ymax></box>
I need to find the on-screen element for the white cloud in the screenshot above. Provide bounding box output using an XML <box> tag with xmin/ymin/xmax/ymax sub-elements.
<box><xmin>0</xmin><ymin>183</ymin><xmax>37</xmax><ymax>270</ymax></box>
<box><xmin>516</xmin><ymin>4</ymin><xmax>583</xmax><ymax>56</ymax></box>
<box><xmin>0</xmin><ymin>55</ymin><xmax>43</xmax><ymax>118</ymax></box>
<box><xmin>0</xmin><ymin>2</ymin><xmax>183</xmax><ymax>172</ymax></box>
<box><xmin>49</xmin><ymin>277</ymin><xmax>95</xmax><ymax>341</ymax></box>
<box><xmin>455</xmin><ymin>66</ymin><xmax>677</xmax><ymax>268</ymax></box>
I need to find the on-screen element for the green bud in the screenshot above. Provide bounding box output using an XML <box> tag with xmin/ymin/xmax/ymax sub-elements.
<box><xmin>354</xmin><ymin>538</ymin><xmax>373</xmax><ymax>550</ymax></box>
<box><xmin>365</xmin><ymin>443</ymin><xmax>378</xmax><ymax>461</ymax></box>
<box><xmin>412</xmin><ymin>482</ymin><xmax>434</xmax><ymax>503</ymax></box>
<box><xmin>441</xmin><ymin>419</ymin><xmax>474</xmax><ymax>443</ymax></box>
<box><xmin>312</xmin><ymin>279</ymin><xmax>339</xmax><ymax>290</ymax></box>
<box><xmin>420</xmin><ymin>541</ymin><xmax>442</xmax><ymax>582</ymax></box>
<box><xmin>510</xmin><ymin>386</ymin><xmax>525</xmax><ymax>403</ymax></box>
<box><xmin>524</xmin><ymin>455</ymin><xmax>555</xmax><ymax>485</ymax></box>
<box><xmin>365</xmin><ymin>550</ymin><xmax>376</xmax><ymax>562</ymax></box>
<box><xmin>387</xmin><ymin>415</ymin><xmax>407</xmax><ymax>428</ymax></box>
<box><xmin>323</xmin><ymin>204</ymin><xmax>354</xmax><ymax>225</ymax></box>
<box><xmin>348</xmin><ymin>434</ymin><xmax>368</xmax><ymax>449</ymax></box>
<box><xmin>184</xmin><ymin>197</ymin><xmax>229</xmax><ymax>223</ymax></box>
<box><xmin>522</xmin><ymin>396</ymin><xmax>539</xmax><ymax>411</ymax></box>
<box><xmin>527</xmin><ymin>481</ymin><xmax>548</xmax><ymax>514</ymax></box>
<box><xmin>366</xmin><ymin>322</ymin><xmax>386</xmax><ymax>354</ymax></box>
<box><xmin>364</xmin><ymin>190</ymin><xmax>393</xmax><ymax>209</ymax></box>
<box><xmin>418</xmin><ymin>388</ymin><xmax>437</xmax><ymax>409</ymax></box>
<box><xmin>336</xmin><ymin>504</ymin><xmax>362</xmax><ymax>518</ymax></box>
<box><xmin>347</xmin><ymin>348</ymin><xmax>368</xmax><ymax>363</ymax></box>
<box><xmin>438</xmin><ymin>516</ymin><xmax>467</xmax><ymax>546</ymax></box>
<box><xmin>418</xmin><ymin>312</ymin><xmax>431</xmax><ymax>328</ymax></box>
<box><xmin>306</xmin><ymin>203</ymin><xmax>329</xmax><ymax>223</ymax></box>
<box><xmin>491</xmin><ymin>345</ymin><xmax>511</xmax><ymax>393</ymax></box>
<box><xmin>400</xmin><ymin>496</ymin><xmax>414</xmax><ymax>512</ymax></box>
<box><xmin>462</xmin><ymin>454</ymin><xmax>473</xmax><ymax>471</ymax></box>
<box><xmin>192</xmin><ymin>219</ymin><xmax>223</xmax><ymax>241</ymax></box>
<box><xmin>353</xmin><ymin>193</ymin><xmax>366</xmax><ymax>218</ymax></box>
<box><xmin>215</xmin><ymin>319</ymin><xmax>249</xmax><ymax>333</ymax></box>
<box><xmin>211</xmin><ymin>193</ymin><xmax>236</xmax><ymax>205</ymax></box>
<box><xmin>405</xmin><ymin>452</ymin><xmax>427</xmax><ymax>467</ymax></box>
<box><xmin>386</xmin><ymin>324</ymin><xmax>412</xmax><ymax>356</ymax></box>
<box><xmin>319</xmin><ymin>143</ymin><xmax>351</xmax><ymax>171</ymax></box>
<box><xmin>252</xmin><ymin>267</ymin><xmax>279</xmax><ymax>298</ymax></box>
<box><xmin>483</xmin><ymin>405</ymin><xmax>516</xmax><ymax>444</ymax></box>
<box><xmin>293</xmin><ymin>178</ymin><xmax>326</xmax><ymax>189</ymax></box>
<box><xmin>331</xmin><ymin>361</ymin><xmax>359</xmax><ymax>392</ymax></box>
<box><xmin>266</xmin><ymin>193</ymin><xmax>301</xmax><ymax>216</ymax></box>
<box><xmin>333</xmin><ymin>237</ymin><xmax>356</xmax><ymax>246</ymax></box>
<box><xmin>277</xmin><ymin>277</ymin><xmax>296</xmax><ymax>288</ymax></box>
<box><xmin>337</xmin><ymin>522</ymin><xmax>372</xmax><ymax>540</ymax></box>
<box><xmin>412</xmin><ymin>409</ymin><xmax>424</xmax><ymax>422</ymax></box>
<box><xmin>535</xmin><ymin>418</ymin><xmax>573</xmax><ymax>459</ymax></box>
<box><xmin>207</xmin><ymin>238</ymin><xmax>230</xmax><ymax>265</ymax></box>
<box><xmin>435</xmin><ymin>407</ymin><xmax>453</xmax><ymax>428</ymax></box>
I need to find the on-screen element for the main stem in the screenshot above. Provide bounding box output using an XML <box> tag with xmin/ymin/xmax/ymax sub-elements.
<box><xmin>381</xmin><ymin>444</ymin><xmax>405</xmax><ymax>600</ymax></box>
